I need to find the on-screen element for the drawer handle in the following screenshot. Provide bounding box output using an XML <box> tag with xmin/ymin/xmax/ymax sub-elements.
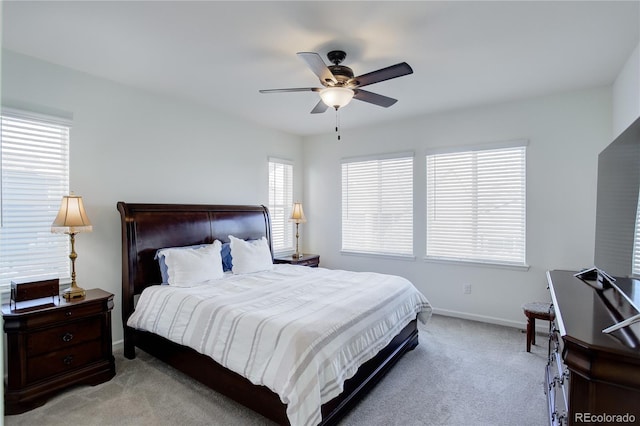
<box><xmin>65</xmin><ymin>311</ymin><xmax>72</xmax><ymax>317</ymax></box>
<box><xmin>62</xmin><ymin>332</ymin><xmax>74</xmax><ymax>342</ymax></box>
<box><xmin>63</xmin><ymin>355</ymin><xmax>74</xmax><ymax>365</ymax></box>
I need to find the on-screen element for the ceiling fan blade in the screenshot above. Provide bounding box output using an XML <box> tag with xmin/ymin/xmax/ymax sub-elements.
<box><xmin>259</xmin><ymin>88</ymin><xmax>321</xmax><ymax>93</ymax></box>
<box><xmin>352</xmin><ymin>62</ymin><xmax>413</xmax><ymax>88</ymax></box>
<box><xmin>297</xmin><ymin>52</ymin><xmax>337</xmax><ymax>85</ymax></box>
<box><xmin>310</xmin><ymin>99</ymin><xmax>329</xmax><ymax>114</ymax></box>
<box><xmin>353</xmin><ymin>89</ymin><xmax>398</xmax><ymax>108</ymax></box>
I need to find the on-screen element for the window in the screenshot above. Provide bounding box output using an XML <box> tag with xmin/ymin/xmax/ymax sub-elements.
<box><xmin>632</xmin><ymin>195</ymin><xmax>640</xmax><ymax>276</ymax></box>
<box><xmin>1</xmin><ymin>109</ymin><xmax>71</xmax><ymax>290</ymax></box>
<box><xmin>268</xmin><ymin>158</ymin><xmax>294</xmax><ymax>253</ymax></box>
<box><xmin>342</xmin><ymin>153</ymin><xmax>413</xmax><ymax>256</ymax></box>
<box><xmin>426</xmin><ymin>143</ymin><xmax>526</xmax><ymax>266</ymax></box>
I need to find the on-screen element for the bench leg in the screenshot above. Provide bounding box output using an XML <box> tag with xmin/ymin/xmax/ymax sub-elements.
<box><xmin>526</xmin><ymin>317</ymin><xmax>533</xmax><ymax>352</ymax></box>
<box><xmin>531</xmin><ymin>317</ymin><xmax>536</xmax><ymax>346</ymax></box>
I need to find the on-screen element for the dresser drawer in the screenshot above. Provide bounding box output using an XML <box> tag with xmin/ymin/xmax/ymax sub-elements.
<box><xmin>27</xmin><ymin>317</ymin><xmax>102</xmax><ymax>356</ymax></box>
<box><xmin>27</xmin><ymin>339</ymin><xmax>103</xmax><ymax>383</ymax></box>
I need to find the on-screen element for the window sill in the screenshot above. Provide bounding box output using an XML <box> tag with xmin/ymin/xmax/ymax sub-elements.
<box><xmin>423</xmin><ymin>256</ymin><xmax>530</xmax><ymax>271</ymax></box>
<box><xmin>340</xmin><ymin>251</ymin><xmax>416</xmax><ymax>262</ymax></box>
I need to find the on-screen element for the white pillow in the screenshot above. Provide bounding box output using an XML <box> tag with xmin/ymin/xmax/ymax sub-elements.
<box><xmin>159</xmin><ymin>241</ymin><xmax>224</xmax><ymax>286</ymax></box>
<box><xmin>228</xmin><ymin>235</ymin><xmax>273</xmax><ymax>274</ymax></box>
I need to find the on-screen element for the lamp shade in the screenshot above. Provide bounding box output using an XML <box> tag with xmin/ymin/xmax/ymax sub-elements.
<box><xmin>319</xmin><ymin>87</ymin><xmax>354</xmax><ymax>109</ymax></box>
<box><xmin>289</xmin><ymin>202</ymin><xmax>307</xmax><ymax>224</ymax></box>
<box><xmin>51</xmin><ymin>194</ymin><xmax>93</xmax><ymax>234</ymax></box>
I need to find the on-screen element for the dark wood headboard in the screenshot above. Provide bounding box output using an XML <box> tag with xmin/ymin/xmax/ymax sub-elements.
<box><xmin>117</xmin><ymin>202</ymin><xmax>272</xmax><ymax>327</ymax></box>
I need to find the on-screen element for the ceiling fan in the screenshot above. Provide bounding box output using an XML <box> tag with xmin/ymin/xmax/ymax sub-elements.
<box><xmin>259</xmin><ymin>50</ymin><xmax>413</xmax><ymax>114</ymax></box>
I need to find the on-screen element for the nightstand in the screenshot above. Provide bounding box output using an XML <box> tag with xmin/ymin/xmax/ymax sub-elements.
<box><xmin>3</xmin><ymin>288</ymin><xmax>116</xmax><ymax>414</ymax></box>
<box><xmin>274</xmin><ymin>253</ymin><xmax>320</xmax><ymax>268</ymax></box>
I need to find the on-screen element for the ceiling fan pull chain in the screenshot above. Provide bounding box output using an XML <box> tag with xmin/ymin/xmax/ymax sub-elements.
<box><xmin>336</xmin><ymin>108</ymin><xmax>341</xmax><ymax>141</ymax></box>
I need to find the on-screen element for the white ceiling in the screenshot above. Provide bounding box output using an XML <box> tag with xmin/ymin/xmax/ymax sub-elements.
<box><xmin>2</xmin><ymin>1</ymin><xmax>639</xmax><ymax>136</ymax></box>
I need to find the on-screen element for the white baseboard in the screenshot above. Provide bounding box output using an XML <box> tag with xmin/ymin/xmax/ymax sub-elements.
<box><xmin>432</xmin><ymin>307</ymin><xmax>549</xmax><ymax>334</ymax></box>
<box><xmin>112</xmin><ymin>339</ymin><xmax>124</xmax><ymax>352</ymax></box>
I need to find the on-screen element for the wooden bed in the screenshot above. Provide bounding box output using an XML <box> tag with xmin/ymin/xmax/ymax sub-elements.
<box><xmin>117</xmin><ymin>202</ymin><xmax>420</xmax><ymax>425</ymax></box>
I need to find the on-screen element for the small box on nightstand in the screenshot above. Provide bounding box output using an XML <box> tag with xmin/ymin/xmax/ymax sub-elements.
<box><xmin>10</xmin><ymin>278</ymin><xmax>59</xmax><ymax>310</ymax></box>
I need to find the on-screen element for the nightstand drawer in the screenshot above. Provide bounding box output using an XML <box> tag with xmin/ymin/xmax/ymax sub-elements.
<box><xmin>295</xmin><ymin>259</ymin><xmax>319</xmax><ymax>267</ymax></box>
<box><xmin>27</xmin><ymin>317</ymin><xmax>102</xmax><ymax>356</ymax></box>
<box><xmin>27</xmin><ymin>339</ymin><xmax>103</xmax><ymax>383</ymax></box>
<box><xmin>24</xmin><ymin>302</ymin><xmax>105</xmax><ymax>328</ymax></box>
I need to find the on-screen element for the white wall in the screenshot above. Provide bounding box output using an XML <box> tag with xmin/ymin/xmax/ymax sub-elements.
<box><xmin>1</xmin><ymin>50</ymin><xmax>304</xmax><ymax>343</ymax></box>
<box><xmin>613</xmin><ymin>42</ymin><xmax>640</xmax><ymax>136</ymax></box>
<box><xmin>1</xmin><ymin>41</ymin><xmax>633</xmax><ymax>340</ymax></box>
<box><xmin>303</xmin><ymin>87</ymin><xmax>612</xmax><ymax>328</ymax></box>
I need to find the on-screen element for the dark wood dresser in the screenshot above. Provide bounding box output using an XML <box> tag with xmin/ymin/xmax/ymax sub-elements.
<box><xmin>3</xmin><ymin>288</ymin><xmax>116</xmax><ymax>414</ymax></box>
<box><xmin>273</xmin><ymin>253</ymin><xmax>320</xmax><ymax>267</ymax></box>
<box><xmin>546</xmin><ymin>270</ymin><xmax>640</xmax><ymax>425</ymax></box>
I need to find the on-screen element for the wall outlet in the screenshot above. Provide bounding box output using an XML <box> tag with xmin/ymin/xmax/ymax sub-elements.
<box><xmin>463</xmin><ymin>283</ymin><xmax>472</xmax><ymax>294</ymax></box>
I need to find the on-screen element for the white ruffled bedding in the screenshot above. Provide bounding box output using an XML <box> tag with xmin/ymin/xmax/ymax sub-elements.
<box><xmin>127</xmin><ymin>264</ymin><xmax>432</xmax><ymax>426</ymax></box>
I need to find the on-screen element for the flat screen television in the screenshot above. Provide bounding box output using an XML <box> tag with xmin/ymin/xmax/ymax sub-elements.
<box><xmin>594</xmin><ymin>115</ymin><xmax>640</xmax><ymax>278</ymax></box>
<box><xmin>593</xmin><ymin>116</ymin><xmax>640</xmax><ymax>337</ymax></box>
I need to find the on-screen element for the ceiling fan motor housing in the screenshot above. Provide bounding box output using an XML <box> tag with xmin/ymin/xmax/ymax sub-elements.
<box><xmin>327</xmin><ymin>65</ymin><xmax>354</xmax><ymax>85</ymax></box>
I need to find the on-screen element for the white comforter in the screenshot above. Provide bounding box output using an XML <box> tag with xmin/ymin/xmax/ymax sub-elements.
<box><xmin>127</xmin><ymin>265</ymin><xmax>432</xmax><ymax>426</ymax></box>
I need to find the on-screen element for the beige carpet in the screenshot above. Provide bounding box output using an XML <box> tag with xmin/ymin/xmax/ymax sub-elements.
<box><xmin>4</xmin><ymin>315</ymin><xmax>548</xmax><ymax>426</ymax></box>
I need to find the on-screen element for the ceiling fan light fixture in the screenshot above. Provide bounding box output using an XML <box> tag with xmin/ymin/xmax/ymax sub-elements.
<box><xmin>319</xmin><ymin>87</ymin><xmax>354</xmax><ymax>109</ymax></box>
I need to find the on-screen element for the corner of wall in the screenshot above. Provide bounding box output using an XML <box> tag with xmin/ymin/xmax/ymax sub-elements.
<box><xmin>613</xmin><ymin>42</ymin><xmax>640</xmax><ymax>137</ymax></box>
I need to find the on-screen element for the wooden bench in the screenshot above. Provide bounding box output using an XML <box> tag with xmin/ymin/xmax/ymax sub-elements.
<box><xmin>522</xmin><ymin>302</ymin><xmax>554</xmax><ymax>352</ymax></box>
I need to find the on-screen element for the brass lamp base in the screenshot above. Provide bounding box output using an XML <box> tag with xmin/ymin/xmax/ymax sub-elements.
<box><xmin>63</xmin><ymin>285</ymin><xmax>86</xmax><ymax>300</ymax></box>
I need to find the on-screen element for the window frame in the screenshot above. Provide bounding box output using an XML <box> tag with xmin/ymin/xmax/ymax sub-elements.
<box><xmin>268</xmin><ymin>157</ymin><xmax>295</xmax><ymax>254</ymax></box>
<box><xmin>341</xmin><ymin>151</ymin><xmax>414</xmax><ymax>258</ymax></box>
<box><xmin>0</xmin><ymin>108</ymin><xmax>72</xmax><ymax>291</ymax></box>
<box><xmin>425</xmin><ymin>141</ymin><xmax>528</xmax><ymax>269</ymax></box>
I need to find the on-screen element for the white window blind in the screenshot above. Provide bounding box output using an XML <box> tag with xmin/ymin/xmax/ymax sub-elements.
<box><xmin>426</xmin><ymin>144</ymin><xmax>526</xmax><ymax>266</ymax></box>
<box><xmin>0</xmin><ymin>110</ymin><xmax>71</xmax><ymax>290</ymax></box>
<box><xmin>632</xmin><ymin>194</ymin><xmax>640</xmax><ymax>276</ymax></box>
<box><xmin>342</xmin><ymin>153</ymin><xmax>413</xmax><ymax>256</ymax></box>
<box><xmin>268</xmin><ymin>158</ymin><xmax>294</xmax><ymax>253</ymax></box>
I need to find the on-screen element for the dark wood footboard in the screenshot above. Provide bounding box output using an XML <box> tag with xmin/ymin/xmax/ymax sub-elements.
<box><xmin>127</xmin><ymin>320</ymin><xmax>418</xmax><ymax>425</ymax></box>
<box><xmin>320</xmin><ymin>319</ymin><xmax>419</xmax><ymax>425</ymax></box>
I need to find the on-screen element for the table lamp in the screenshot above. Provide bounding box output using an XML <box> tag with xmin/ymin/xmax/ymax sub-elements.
<box><xmin>51</xmin><ymin>194</ymin><xmax>93</xmax><ymax>300</ymax></box>
<box><xmin>289</xmin><ymin>202</ymin><xmax>307</xmax><ymax>259</ymax></box>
